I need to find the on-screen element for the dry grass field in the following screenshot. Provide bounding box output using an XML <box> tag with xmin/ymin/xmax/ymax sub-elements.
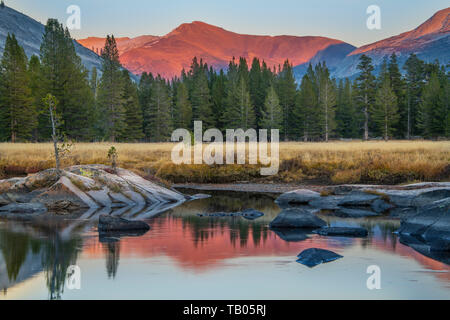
<box><xmin>0</xmin><ymin>141</ymin><xmax>449</xmax><ymax>185</ymax></box>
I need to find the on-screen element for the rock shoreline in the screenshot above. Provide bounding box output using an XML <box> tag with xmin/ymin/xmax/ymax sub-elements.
<box><xmin>0</xmin><ymin>165</ymin><xmax>188</xmax><ymax>215</ymax></box>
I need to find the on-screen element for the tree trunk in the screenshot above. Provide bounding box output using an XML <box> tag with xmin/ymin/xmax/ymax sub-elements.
<box><xmin>49</xmin><ymin>102</ymin><xmax>60</xmax><ymax>172</ymax></box>
<box><xmin>363</xmin><ymin>93</ymin><xmax>369</xmax><ymax>141</ymax></box>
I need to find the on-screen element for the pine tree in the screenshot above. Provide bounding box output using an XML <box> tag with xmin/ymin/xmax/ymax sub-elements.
<box><xmin>419</xmin><ymin>71</ymin><xmax>447</xmax><ymax>138</ymax></box>
<box><xmin>28</xmin><ymin>55</ymin><xmax>43</xmax><ymax>141</ymax></box>
<box><xmin>276</xmin><ymin>60</ymin><xmax>297</xmax><ymax>141</ymax></box>
<box><xmin>355</xmin><ymin>54</ymin><xmax>376</xmax><ymax>140</ymax></box>
<box><xmin>335</xmin><ymin>78</ymin><xmax>358</xmax><ymax>138</ymax></box>
<box><xmin>174</xmin><ymin>82</ymin><xmax>192</xmax><ymax>130</ymax></box>
<box><xmin>249</xmin><ymin>58</ymin><xmax>265</xmax><ymax>128</ymax></box>
<box><xmin>0</xmin><ymin>33</ymin><xmax>35</xmax><ymax>142</ymax></box>
<box><xmin>317</xmin><ymin>63</ymin><xmax>336</xmax><ymax>141</ymax></box>
<box><xmin>388</xmin><ymin>53</ymin><xmax>405</xmax><ymax>138</ymax></box>
<box><xmin>120</xmin><ymin>70</ymin><xmax>144</xmax><ymax>141</ymax></box>
<box><xmin>294</xmin><ymin>68</ymin><xmax>319</xmax><ymax>141</ymax></box>
<box><xmin>39</xmin><ymin>19</ymin><xmax>94</xmax><ymax>140</ymax></box>
<box><xmin>373</xmin><ymin>77</ymin><xmax>399</xmax><ymax>141</ymax></box>
<box><xmin>260</xmin><ymin>86</ymin><xmax>282</xmax><ymax>131</ymax></box>
<box><xmin>403</xmin><ymin>54</ymin><xmax>425</xmax><ymax>138</ymax></box>
<box><xmin>210</xmin><ymin>69</ymin><xmax>226</xmax><ymax>130</ymax></box>
<box><xmin>97</xmin><ymin>35</ymin><xmax>125</xmax><ymax>142</ymax></box>
<box><xmin>223</xmin><ymin>75</ymin><xmax>255</xmax><ymax>130</ymax></box>
<box><xmin>145</xmin><ymin>77</ymin><xmax>172</xmax><ymax>142</ymax></box>
<box><xmin>189</xmin><ymin>58</ymin><xmax>214</xmax><ymax>128</ymax></box>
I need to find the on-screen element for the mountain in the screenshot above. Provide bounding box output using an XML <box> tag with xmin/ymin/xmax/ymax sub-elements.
<box><xmin>78</xmin><ymin>21</ymin><xmax>350</xmax><ymax>78</ymax></box>
<box><xmin>78</xmin><ymin>35</ymin><xmax>160</xmax><ymax>56</ymax></box>
<box><xmin>294</xmin><ymin>7</ymin><xmax>450</xmax><ymax>80</ymax></box>
<box><xmin>0</xmin><ymin>5</ymin><xmax>102</xmax><ymax>74</ymax></box>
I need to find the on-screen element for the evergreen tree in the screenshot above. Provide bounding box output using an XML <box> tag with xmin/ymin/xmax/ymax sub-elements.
<box><xmin>388</xmin><ymin>53</ymin><xmax>406</xmax><ymax>138</ymax></box>
<box><xmin>335</xmin><ymin>78</ymin><xmax>357</xmax><ymax>138</ymax></box>
<box><xmin>373</xmin><ymin>77</ymin><xmax>399</xmax><ymax>141</ymax></box>
<box><xmin>189</xmin><ymin>58</ymin><xmax>214</xmax><ymax>128</ymax></box>
<box><xmin>28</xmin><ymin>55</ymin><xmax>43</xmax><ymax>141</ymax></box>
<box><xmin>97</xmin><ymin>35</ymin><xmax>125</xmax><ymax>142</ymax></box>
<box><xmin>317</xmin><ymin>63</ymin><xmax>336</xmax><ymax>141</ymax></box>
<box><xmin>419</xmin><ymin>71</ymin><xmax>447</xmax><ymax>138</ymax></box>
<box><xmin>40</xmin><ymin>19</ymin><xmax>94</xmax><ymax>140</ymax></box>
<box><xmin>249</xmin><ymin>58</ymin><xmax>265</xmax><ymax>128</ymax></box>
<box><xmin>294</xmin><ymin>68</ymin><xmax>319</xmax><ymax>141</ymax></box>
<box><xmin>223</xmin><ymin>75</ymin><xmax>255</xmax><ymax>130</ymax></box>
<box><xmin>276</xmin><ymin>60</ymin><xmax>297</xmax><ymax>141</ymax></box>
<box><xmin>0</xmin><ymin>34</ymin><xmax>35</xmax><ymax>142</ymax></box>
<box><xmin>120</xmin><ymin>70</ymin><xmax>144</xmax><ymax>141</ymax></box>
<box><xmin>210</xmin><ymin>69</ymin><xmax>226</xmax><ymax>130</ymax></box>
<box><xmin>355</xmin><ymin>54</ymin><xmax>376</xmax><ymax>140</ymax></box>
<box><xmin>145</xmin><ymin>77</ymin><xmax>172</xmax><ymax>141</ymax></box>
<box><xmin>174</xmin><ymin>82</ymin><xmax>192</xmax><ymax>130</ymax></box>
<box><xmin>260</xmin><ymin>86</ymin><xmax>282</xmax><ymax>131</ymax></box>
<box><xmin>403</xmin><ymin>54</ymin><xmax>425</xmax><ymax>138</ymax></box>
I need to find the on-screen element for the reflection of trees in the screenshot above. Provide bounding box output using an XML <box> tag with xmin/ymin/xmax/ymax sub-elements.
<box><xmin>103</xmin><ymin>242</ymin><xmax>120</xmax><ymax>279</ymax></box>
<box><xmin>0</xmin><ymin>224</ymin><xmax>82</xmax><ymax>300</ymax></box>
<box><xmin>0</xmin><ymin>230</ymin><xmax>40</xmax><ymax>281</ymax></box>
<box><xmin>42</xmin><ymin>234</ymin><xmax>83</xmax><ymax>300</ymax></box>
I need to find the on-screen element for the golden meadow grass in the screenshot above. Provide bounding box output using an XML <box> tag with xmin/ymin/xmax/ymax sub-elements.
<box><xmin>0</xmin><ymin>141</ymin><xmax>449</xmax><ymax>185</ymax></box>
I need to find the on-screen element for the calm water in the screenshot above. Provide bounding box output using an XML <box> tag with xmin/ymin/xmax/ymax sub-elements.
<box><xmin>0</xmin><ymin>191</ymin><xmax>449</xmax><ymax>300</ymax></box>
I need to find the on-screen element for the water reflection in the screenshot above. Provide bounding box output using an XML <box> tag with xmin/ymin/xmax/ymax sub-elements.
<box><xmin>0</xmin><ymin>191</ymin><xmax>449</xmax><ymax>299</ymax></box>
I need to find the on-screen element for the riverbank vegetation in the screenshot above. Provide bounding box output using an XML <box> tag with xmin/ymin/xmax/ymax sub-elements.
<box><xmin>1</xmin><ymin>141</ymin><xmax>448</xmax><ymax>185</ymax></box>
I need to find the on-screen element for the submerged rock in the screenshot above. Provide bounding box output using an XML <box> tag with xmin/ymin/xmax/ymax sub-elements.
<box><xmin>296</xmin><ymin>248</ymin><xmax>343</xmax><ymax>268</ymax></box>
<box><xmin>196</xmin><ymin>209</ymin><xmax>264</xmax><ymax>220</ymax></box>
<box><xmin>0</xmin><ymin>202</ymin><xmax>47</xmax><ymax>214</ymax></box>
<box><xmin>98</xmin><ymin>214</ymin><xmax>150</xmax><ymax>232</ymax></box>
<box><xmin>269</xmin><ymin>208</ymin><xmax>326</xmax><ymax>228</ymax></box>
<box><xmin>240</xmin><ymin>209</ymin><xmax>264</xmax><ymax>220</ymax></box>
<box><xmin>275</xmin><ymin>189</ymin><xmax>320</xmax><ymax>205</ymax></box>
<box><xmin>313</xmin><ymin>227</ymin><xmax>368</xmax><ymax>237</ymax></box>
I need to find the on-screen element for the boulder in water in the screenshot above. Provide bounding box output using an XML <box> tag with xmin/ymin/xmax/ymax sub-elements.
<box><xmin>269</xmin><ymin>208</ymin><xmax>326</xmax><ymax>228</ymax></box>
<box><xmin>296</xmin><ymin>248</ymin><xmax>343</xmax><ymax>268</ymax></box>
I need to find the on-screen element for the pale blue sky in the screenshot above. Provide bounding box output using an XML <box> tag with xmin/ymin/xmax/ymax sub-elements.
<box><xmin>7</xmin><ymin>0</ymin><xmax>449</xmax><ymax>47</ymax></box>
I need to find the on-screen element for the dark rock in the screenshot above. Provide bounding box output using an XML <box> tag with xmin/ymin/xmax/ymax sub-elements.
<box><xmin>0</xmin><ymin>202</ymin><xmax>47</xmax><ymax>214</ymax></box>
<box><xmin>397</xmin><ymin>198</ymin><xmax>450</xmax><ymax>251</ymax></box>
<box><xmin>296</xmin><ymin>248</ymin><xmax>343</xmax><ymax>268</ymax></box>
<box><xmin>398</xmin><ymin>234</ymin><xmax>450</xmax><ymax>265</ymax></box>
<box><xmin>313</xmin><ymin>227</ymin><xmax>368</xmax><ymax>237</ymax></box>
<box><xmin>269</xmin><ymin>208</ymin><xmax>326</xmax><ymax>228</ymax></box>
<box><xmin>275</xmin><ymin>189</ymin><xmax>320</xmax><ymax>205</ymax></box>
<box><xmin>334</xmin><ymin>208</ymin><xmax>379</xmax><ymax>218</ymax></box>
<box><xmin>271</xmin><ymin>228</ymin><xmax>311</xmax><ymax>242</ymax></box>
<box><xmin>309</xmin><ymin>196</ymin><xmax>343</xmax><ymax>210</ymax></box>
<box><xmin>412</xmin><ymin>189</ymin><xmax>450</xmax><ymax>207</ymax></box>
<box><xmin>98</xmin><ymin>214</ymin><xmax>150</xmax><ymax>232</ymax></box>
<box><xmin>371</xmin><ymin>199</ymin><xmax>394</xmax><ymax>213</ymax></box>
<box><xmin>337</xmin><ymin>191</ymin><xmax>380</xmax><ymax>206</ymax></box>
<box><xmin>389</xmin><ymin>207</ymin><xmax>417</xmax><ymax>218</ymax></box>
<box><xmin>240</xmin><ymin>209</ymin><xmax>264</xmax><ymax>220</ymax></box>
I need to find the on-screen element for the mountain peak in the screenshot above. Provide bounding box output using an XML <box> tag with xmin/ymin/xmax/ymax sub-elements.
<box><xmin>407</xmin><ymin>7</ymin><xmax>449</xmax><ymax>39</ymax></box>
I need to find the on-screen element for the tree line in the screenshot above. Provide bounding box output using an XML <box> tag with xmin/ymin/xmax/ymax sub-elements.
<box><xmin>0</xmin><ymin>18</ymin><xmax>448</xmax><ymax>143</ymax></box>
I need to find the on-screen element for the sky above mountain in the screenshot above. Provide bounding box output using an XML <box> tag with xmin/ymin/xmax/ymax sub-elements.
<box><xmin>8</xmin><ymin>0</ymin><xmax>449</xmax><ymax>47</ymax></box>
